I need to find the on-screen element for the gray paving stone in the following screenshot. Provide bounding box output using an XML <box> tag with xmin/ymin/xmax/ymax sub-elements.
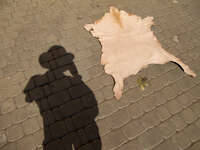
<box><xmin>101</xmin><ymin>85</ymin><xmax>114</xmax><ymax>100</ymax></box>
<box><xmin>176</xmin><ymin>92</ymin><xmax>194</xmax><ymax>109</ymax></box>
<box><xmin>116</xmin><ymin>139</ymin><xmax>143</xmax><ymax>150</ymax></box>
<box><xmin>122</xmin><ymin>119</ymin><xmax>145</xmax><ymax>140</ymax></box>
<box><xmin>187</xmin><ymin>141</ymin><xmax>200</xmax><ymax>150</ymax></box>
<box><xmin>1</xmin><ymin>142</ymin><xmax>17</xmax><ymax>150</ymax></box>
<box><xmin>102</xmin><ymin>129</ymin><xmax>128</xmax><ymax>150</ymax></box>
<box><xmin>153</xmin><ymin>138</ymin><xmax>180</xmax><ymax>150</ymax></box>
<box><xmin>183</xmin><ymin>124</ymin><xmax>200</xmax><ymax>143</ymax></box>
<box><xmin>6</xmin><ymin>124</ymin><xmax>24</xmax><ymax>142</ymax></box>
<box><xmin>127</xmin><ymin>102</ymin><xmax>144</xmax><ymax>119</ymax></box>
<box><xmin>0</xmin><ymin>113</ymin><xmax>12</xmax><ymax>130</ymax></box>
<box><xmin>0</xmin><ymin>98</ymin><xmax>16</xmax><ymax>114</ymax></box>
<box><xmin>154</xmin><ymin>91</ymin><xmax>167</xmax><ymax>106</ymax></box>
<box><xmin>16</xmin><ymin>135</ymin><xmax>37</xmax><ymax>150</ymax></box>
<box><xmin>25</xmin><ymin>103</ymin><xmax>40</xmax><ymax>118</ymax></box>
<box><xmin>96</xmin><ymin>118</ymin><xmax>112</xmax><ymax>136</ymax></box>
<box><xmin>166</xmin><ymin>99</ymin><xmax>183</xmax><ymax>115</ymax></box>
<box><xmin>107</xmin><ymin>108</ymin><xmax>131</xmax><ymax>129</ymax></box>
<box><xmin>0</xmin><ymin>130</ymin><xmax>7</xmax><ymax>148</ymax></box>
<box><xmin>159</xmin><ymin>120</ymin><xmax>176</xmax><ymax>139</ymax></box>
<box><xmin>14</xmin><ymin>93</ymin><xmax>27</xmax><ymax>109</ymax></box>
<box><xmin>98</xmin><ymin>99</ymin><xmax>118</xmax><ymax>119</ymax></box>
<box><xmin>140</xmin><ymin>94</ymin><xmax>157</xmax><ymax>113</ymax></box>
<box><xmin>22</xmin><ymin>117</ymin><xmax>40</xmax><ymax>135</ymax></box>
<box><xmin>156</xmin><ymin>105</ymin><xmax>171</xmax><ymax>122</ymax></box>
<box><xmin>32</xmin><ymin>129</ymin><xmax>44</xmax><ymax>148</ymax></box>
<box><xmin>11</xmin><ymin>107</ymin><xmax>28</xmax><ymax>124</ymax></box>
<box><xmin>172</xmin><ymin>132</ymin><xmax>191</xmax><ymax>150</ymax></box>
<box><xmin>160</xmin><ymin>85</ymin><xmax>178</xmax><ymax>101</ymax></box>
<box><xmin>180</xmin><ymin>108</ymin><xmax>198</xmax><ymax>124</ymax></box>
<box><xmin>170</xmin><ymin>114</ymin><xmax>187</xmax><ymax>131</ymax></box>
<box><xmin>139</xmin><ymin>127</ymin><xmax>163</xmax><ymax>150</ymax></box>
<box><xmin>141</xmin><ymin>110</ymin><xmax>160</xmax><ymax>129</ymax></box>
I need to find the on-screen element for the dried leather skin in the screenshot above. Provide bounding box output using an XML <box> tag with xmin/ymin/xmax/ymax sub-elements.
<box><xmin>85</xmin><ymin>7</ymin><xmax>196</xmax><ymax>100</ymax></box>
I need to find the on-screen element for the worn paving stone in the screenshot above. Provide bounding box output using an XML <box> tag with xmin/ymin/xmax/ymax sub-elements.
<box><xmin>166</xmin><ymin>99</ymin><xmax>183</xmax><ymax>115</ymax></box>
<box><xmin>140</xmin><ymin>94</ymin><xmax>157</xmax><ymax>113</ymax></box>
<box><xmin>170</xmin><ymin>114</ymin><xmax>187</xmax><ymax>132</ymax></box>
<box><xmin>0</xmin><ymin>113</ymin><xmax>12</xmax><ymax>130</ymax></box>
<box><xmin>0</xmin><ymin>98</ymin><xmax>16</xmax><ymax>114</ymax></box>
<box><xmin>172</xmin><ymin>132</ymin><xmax>191</xmax><ymax>150</ymax></box>
<box><xmin>159</xmin><ymin>120</ymin><xmax>176</xmax><ymax>139</ymax></box>
<box><xmin>11</xmin><ymin>107</ymin><xmax>28</xmax><ymax>124</ymax></box>
<box><xmin>16</xmin><ymin>135</ymin><xmax>37</xmax><ymax>150</ymax></box>
<box><xmin>98</xmin><ymin>99</ymin><xmax>118</xmax><ymax>119</ymax></box>
<box><xmin>139</xmin><ymin>127</ymin><xmax>163</xmax><ymax>150</ymax></box>
<box><xmin>141</xmin><ymin>110</ymin><xmax>160</xmax><ymax>130</ymax></box>
<box><xmin>183</xmin><ymin>124</ymin><xmax>200</xmax><ymax>143</ymax></box>
<box><xmin>1</xmin><ymin>142</ymin><xmax>17</xmax><ymax>150</ymax></box>
<box><xmin>180</xmin><ymin>108</ymin><xmax>198</xmax><ymax>124</ymax></box>
<box><xmin>187</xmin><ymin>141</ymin><xmax>200</xmax><ymax>150</ymax></box>
<box><xmin>106</xmin><ymin>108</ymin><xmax>131</xmax><ymax>129</ymax></box>
<box><xmin>22</xmin><ymin>117</ymin><xmax>40</xmax><ymax>135</ymax></box>
<box><xmin>14</xmin><ymin>93</ymin><xmax>27</xmax><ymax>109</ymax></box>
<box><xmin>156</xmin><ymin>105</ymin><xmax>171</xmax><ymax>122</ymax></box>
<box><xmin>102</xmin><ymin>129</ymin><xmax>128</xmax><ymax>150</ymax></box>
<box><xmin>153</xmin><ymin>138</ymin><xmax>180</xmax><ymax>150</ymax></box>
<box><xmin>116</xmin><ymin>139</ymin><xmax>143</xmax><ymax>150</ymax></box>
<box><xmin>122</xmin><ymin>119</ymin><xmax>145</xmax><ymax>140</ymax></box>
<box><xmin>0</xmin><ymin>130</ymin><xmax>7</xmax><ymax>148</ymax></box>
<box><xmin>6</xmin><ymin>124</ymin><xmax>24</xmax><ymax>142</ymax></box>
<box><xmin>127</xmin><ymin>102</ymin><xmax>144</xmax><ymax>119</ymax></box>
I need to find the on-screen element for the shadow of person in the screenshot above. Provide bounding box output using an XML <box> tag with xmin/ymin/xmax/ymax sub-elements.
<box><xmin>23</xmin><ymin>45</ymin><xmax>102</xmax><ymax>150</ymax></box>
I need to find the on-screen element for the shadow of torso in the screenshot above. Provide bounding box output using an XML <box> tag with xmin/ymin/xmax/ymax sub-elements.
<box><xmin>24</xmin><ymin>46</ymin><xmax>101</xmax><ymax>150</ymax></box>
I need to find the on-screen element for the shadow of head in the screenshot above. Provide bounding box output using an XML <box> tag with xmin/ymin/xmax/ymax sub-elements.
<box><xmin>23</xmin><ymin>45</ymin><xmax>77</xmax><ymax>103</ymax></box>
<box><xmin>39</xmin><ymin>45</ymin><xmax>75</xmax><ymax>70</ymax></box>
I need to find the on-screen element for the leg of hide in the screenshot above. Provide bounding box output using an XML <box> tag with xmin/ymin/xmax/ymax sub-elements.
<box><xmin>166</xmin><ymin>53</ymin><xmax>196</xmax><ymax>77</ymax></box>
<box><xmin>113</xmin><ymin>74</ymin><xmax>124</xmax><ymax>99</ymax></box>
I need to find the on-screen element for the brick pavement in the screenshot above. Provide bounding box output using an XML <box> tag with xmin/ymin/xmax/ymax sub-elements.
<box><xmin>0</xmin><ymin>0</ymin><xmax>200</xmax><ymax>149</ymax></box>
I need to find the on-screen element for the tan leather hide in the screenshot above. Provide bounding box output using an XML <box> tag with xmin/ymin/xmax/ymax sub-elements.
<box><xmin>84</xmin><ymin>7</ymin><xmax>196</xmax><ymax>100</ymax></box>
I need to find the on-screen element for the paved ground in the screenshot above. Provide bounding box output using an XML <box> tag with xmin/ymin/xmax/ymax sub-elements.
<box><xmin>0</xmin><ymin>0</ymin><xmax>200</xmax><ymax>150</ymax></box>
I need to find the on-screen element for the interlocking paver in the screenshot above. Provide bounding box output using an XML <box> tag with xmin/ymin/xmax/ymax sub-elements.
<box><xmin>141</xmin><ymin>110</ymin><xmax>160</xmax><ymax>129</ymax></box>
<box><xmin>116</xmin><ymin>139</ymin><xmax>143</xmax><ymax>150</ymax></box>
<box><xmin>98</xmin><ymin>99</ymin><xmax>118</xmax><ymax>119</ymax></box>
<box><xmin>122</xmin><ymin>119</ymin><xmax>145</xmax><ymax>140</ymax></box>
<box><xmin>6</xmin><ymin>124</ymin><xmax>24</xmax><ymax>142</ymax></box>
<box><xmin>139</xmin><ymin>127</ymin><xmax>163</xmax><ymax>150</ymax></box>
<box><xmin>172</xmin><ymin>132</ymin><xmax>191</xmax><ymax>150</ymax></box>
<box><xmin>180</xmin><ymin>108</ymin><xmax>198</xmax><ymax>124</ymax></box>
<box><xmin>1</xmin><ymin>142</ymin><xmax>17</xmax><ymax>150</ymax></box>
<box><xmin>183</xmin><ymin>124</ymin><xmax>200</xmax><ymax>143</ymax></box>
<box><xmin>0</xmin><ymin>113</ymin><xmax>12</xmax><ymax>130</ymax></box>
<box><xmin>11</xmin><ymin>107</ymin><xmax>28</xmax><ymax>124</ymax></box>
<box><xmin>127</xmin><ymin>102</ymin><xmax>144</xmax><ymax>119</ymax></box>
<box><xmin>16</xmin><ymin>135</ymin><xmax>37</xmax><ymax>150</ymax></box>
<box><xmin>0</xmin><ymin>131</ymin><xmax>7</xmax><ymax>148</ymax></box>
<box><xmin>106</xmin><ymin>108</ymin><xmax>131</xmax><ymax>129</ymax></box>
<box><xmin>166</xmin><ymin>99</ymin><xmax>183</xmax><ymax>115</ymax></box>
<box><xmin>159</xmin><ymin>120</ymin><xmax>176</xmax><ymax>139</ymax></box>
<box><xmin>153</xmin><ymin>138</ymin><xmax>180</xmax><ymax>150</ymax></box>
<box><xmin>156</xmin><ymin>105</ymin><xmax>171</xmax><ymax>122</ymax></box>
<box><xmin>101</xmin><ymin>129</ymin><xmax>127</xmax><ymax>150</ymax></box>
<box><xmin>170</xmin><ymin>114</ymin><xmax>187</xmax><ymax>132</ymax></box>
<box><xmin>22</xmin><ymin>117</ymin><xmax>40</xmax><ymax>135</ymax></box>
<box><xmin>0</xmin><ymin>98</ymin><xmax>16</xmax><ymax>114</ymax></box>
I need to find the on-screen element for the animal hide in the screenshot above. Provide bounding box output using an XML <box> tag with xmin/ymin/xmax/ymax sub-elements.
<box><xmin>84</xmin><ymin>7</ymin><xmax>196</xmax><ymax>100</ymax></box>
